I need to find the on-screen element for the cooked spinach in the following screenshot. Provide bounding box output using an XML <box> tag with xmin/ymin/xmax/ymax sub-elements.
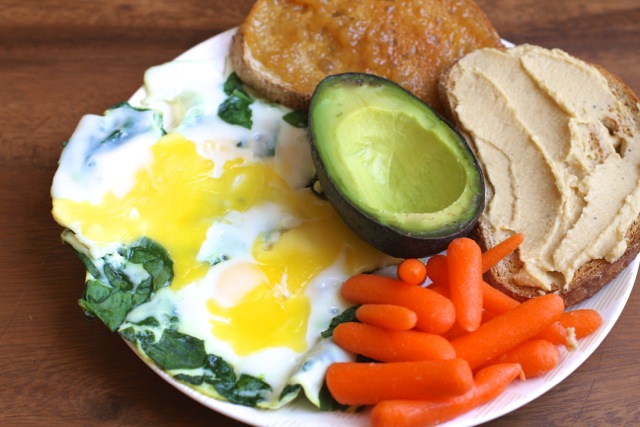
<box><xmin>217</xmin><ymin>374</ymin><xmax>272</xmax><ymax>406</ymax></box>
<box><xmin>320</xmin><ymin>305</ymin><xmax>361</xmax><ymax>338</ymax></box>
<box><xmin>140</xmin><ymin>329</ymin><xmax>207</xmax><ymax>370</ymax></box>
<box><xmin>80</xmin><ymin>278</ymin><xmax>152</xmax><ymax>331</ymax></box>
<box><xmin>94</xmin><ymin>102</ymin><xmax>165</xmax><ymax>153</ymax></box>
<box><xmin>222</xmin><ymin>72</ymin><xmax>249</xmax><ymax>98</ymax></box>
<box><xmin>282</xmin><ymin>110</ymin><xmax>308</xmax><ymax>128</ymax></box>
<box><xmin>66</xmin><ymin>233</ymin><xmax>174</xmax><ymax>331</ymax></box>
<box><xmin>318</xmin><ymin>382</ymin><xmax>352</xmax><ymax>412</ymax></box>
<box><xmin>123</xmin><ymin>237</ymin><xmax>174</xmax><ymax>292</ymax></box>
<box><xmin>218</xmin><ymin>72</ymin><xmax>254</xmax><ymax>129</ymax></box>
<box><xmin>121</xmin><ymin>324</ymin><xmax>272</xmax><ymax>407</ymax></box>
<box><xmin>279</xmin><ymin>384</ymin><xmax>302</xmax><ymax>401</ymax></box>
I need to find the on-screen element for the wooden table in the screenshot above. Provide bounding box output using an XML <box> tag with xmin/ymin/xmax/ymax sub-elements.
<box><xmin>2</xmin><ymin>0</ymin><xmax>638</xmax><ymax>425</ymax></box>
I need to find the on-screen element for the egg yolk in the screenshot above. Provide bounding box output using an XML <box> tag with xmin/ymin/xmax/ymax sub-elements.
<box><xmin>53</xmin><ymin>133</ymin><xmax>389</xmax><ymax>355</ymax></box>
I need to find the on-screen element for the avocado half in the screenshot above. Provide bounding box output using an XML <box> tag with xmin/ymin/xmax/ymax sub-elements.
<box><xmin>308</xmin><ymin>73</ymin><xmax>485</xmax><ymax>258</ymax></box>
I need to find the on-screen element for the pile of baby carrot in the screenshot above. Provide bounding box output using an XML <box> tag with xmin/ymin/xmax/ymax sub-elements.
<box><xmin>325</xmin><ymin>234</ymin><xmax>603</xmax><ymax>427</ymax></box>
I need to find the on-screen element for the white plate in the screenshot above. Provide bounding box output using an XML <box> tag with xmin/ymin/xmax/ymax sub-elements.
<box><xmin>127</xmin><ymin>28</ymin><xmax>639</xmax><ymax>427</ymax></box>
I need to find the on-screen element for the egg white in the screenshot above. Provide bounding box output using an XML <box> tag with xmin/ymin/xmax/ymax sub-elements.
<box><xmin>51</xmin><ymin>57</ymin><xmax>395</xmax><ymax>408</ymax></box>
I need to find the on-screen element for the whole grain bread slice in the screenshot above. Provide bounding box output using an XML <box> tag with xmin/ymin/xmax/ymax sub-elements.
<box><xmin>230</xmin><ymin>0</ymin><xmax>502</xmax><ymax>113</ymax></box>
<box><xmin>439</xmin><ymin>47</ymin><xmax>640</xmax><ymax>307</ymax></box>
<box><xmin>231</xmin><ymin>28</ymin><xmax>310</xmax><ymax>112</ymax></box>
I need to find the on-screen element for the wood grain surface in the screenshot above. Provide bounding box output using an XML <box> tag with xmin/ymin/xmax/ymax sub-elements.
<box><xmin>1</xmin><ymin>0</ymin><xmax>639</xmax><ymax>426</ymax></box>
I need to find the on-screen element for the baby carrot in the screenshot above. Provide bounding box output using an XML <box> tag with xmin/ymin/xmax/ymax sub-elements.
<box><xmin>559</xmin><ymin>309</ymin><xmax>603</xmax><ymax>339</ymax></box>
<box><xmin>481</xmin><ymin>281</ymin><xmax>520</xmax><ymax>314</ymax></box>
<box><xmin>442</xmin><ymin>310</ymin><xmax>496</xmax><ymax>341</ymax></box>
<box><xmin>482</xmin><ymin>233</ymin><xmax>525</xmax><ymax>273</ymax></box>
<box><xmin>355</xmin><ymin>304</ymin><xmax>418</xmax><ymax>330</ymax></box>
<box><xmin>397</xmin><ymin>258</ymin><xmax>428</xmax><ymax>285</ymax></box>
<box><xmin>536</xmin><ymin>309</ymin><xmax>602</xmax><ymax>347</ymax></box>
<box><xmin>370</xmin><ymin>363</ymin><xmax>523</xmax><ymax>427</ymax></box>
<box><xmin>493</xmin><ymin>339</ymin><xmax>560</xmax><ymax>378</ymax></box>
<box><xmin>447</xmin><ymin>238</ymin><xmax>483</xmax><ymax>332</ymax></box>
<box><xmin>451</xmin><ymin>293</ymin><xmax>565</xmax><ymax>369</ymax></box>
<box><xmin>440</xmin><ymin>320</ymin><xmax>466</xmax><ymax>342</ymax></box>
<box><xmin>426</xmin><ymin>254</ymin><xmax>449</xmax><ymax>283</ymax></box>
<box><xmin>479</xmin><ymin>284</ymin><xmax>575</xmax><ymax>348</ymax></box>
<box><xmin>326</xmin><ymin>359</ymin><xmax>474</xmax><ymax>406</ymax></box>
<box><xmin>428</xmin><ymin>258</ymin><xmax>519</xmax><ymax>315</ymax></box>
<box><xmin>427</xmin><ymin>281</ymin><xmax>450</xmax><ymax>298</ymax></box>
<box><xmin>536</xmin><ymin>321</ymin><xmax>571</xmax><ymax>346</ymax></box>
<box><xmin>333</xmin><ymin>322</ymin><xmax>456</xmax><ymax>362</ymax></box>
<box><xmin>341</xmin><ymin>274</ymin><xmax>456</xmax><ymax>335</ymax></box>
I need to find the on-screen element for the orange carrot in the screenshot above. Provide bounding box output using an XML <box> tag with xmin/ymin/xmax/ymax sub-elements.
<box><xmin>479</xmin><ymin>284</ymin><xmax>573</xmax><ymax>348</ymax></box>
<box><xmin>493</xmin><ymin>339</ymin><xmax>560</xmax><ymax>378</ymax></box>
<box><xmin>481</xmin><ymin>309</ymin><xmax>497</xmax><ymax>324</ymax></box>
<box><xmin>482</xmin><ymin>233</ymin><xmax>525</xmax><ymax>273</ymax></box>
<box><xmin>333</xmin><ymin>322</ymin><xmax>456</xmax><ymax>362</ymax></box>
<box><xmin>428</xmin><ymin>257</ymin><xmax>520</xmax><ymax>316</ymax></box>
<box><xmin>451</xmin><ymin>293</ymin><xmax>565</xmax><ymax>369</ymax></box>
<box><xmin>440</xmin><ymin>320</ymin><xmax>466</xmax><ymax>342</ymax></box>
<box><xmin>355</xmin><ymin>304</ymin><xmax>418</xmax><ymax>331</ymax></box>
<box><xmin>536</xmin><ymin>321</ymin><xmax>570</xmax><ymax>346</ymax></box>
<box><xmin>370</xmin><ymin>363</ymin><xmax>523</xmax><ymax>427</ymax></box>
<box><xmin>326</xmin><ymin>359</ymin><xmax>474</xmax><ymax>406</ymax></box>
<box><xmin>426</xmin><ymin>254</ymin><xmax>449</xmax><ymax>283</ymax></box>
<box><xmin>481</xmin><ymin>281</ymin><xmax>520</xmax><ymax>314</ymax></box>
<box><xmin>427</xmin><ymin>281</ymin><xmax>450</xmax><ymax>298</ymax></box>
<box><xmin>442</xmin><ymin>310</ymin><xmax>496</xmax><ymax>341</ymax></box>
<box><xmin>397</xmin><ymin>258</ymin><xmax>428</xmax><ymax>285</ymax></box>
<box><xmin>341</xmin><ymin>274</ymin><xmax>456</xmax><ymax>335</ymax></box>
<box><xmin>536</xmin><ymin>309</ymin><xmax>602</xmax><ymax>347</ymax></box>
<box><xmin>559</xmin><ymin>309</ymin><xmax>603</xmax><ymax>339</ymax></box>
<box><xmin>447</xmin><ymin>238</ymin><xmax>483</xmax><ymax>332</ymax></box>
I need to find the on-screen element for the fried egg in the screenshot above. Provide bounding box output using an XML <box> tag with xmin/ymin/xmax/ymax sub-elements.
<box><xmin>51</xmin><ymin>56</ymin><xmax>395</xmax><ymax>408</ymax></box>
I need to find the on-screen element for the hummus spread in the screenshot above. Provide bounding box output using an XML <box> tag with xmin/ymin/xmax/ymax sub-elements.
<box><xmin>447</xmin><ymin>44</ymin><xmax>640</xmax><ymax>291</ymax></box>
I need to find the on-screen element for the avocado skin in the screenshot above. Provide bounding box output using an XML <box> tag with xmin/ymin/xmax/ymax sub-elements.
<box><xmin>308</xmin><ymin>73</ymin><xmax>485</xmax><ymax>258</ymax></box>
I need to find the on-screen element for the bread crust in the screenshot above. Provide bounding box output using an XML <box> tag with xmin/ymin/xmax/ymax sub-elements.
<box><xmin>231</xmin><ymin>0</ymin><xmax>502</xmax><ymax>112</ymax></box>
<box><xmin>231</xmin><ymin>28</ymin><xmax>311</xmax><ymax>111</ymax></box>
<box><xmin>439</xmin><ymin>50</ymin><xmax>640</xmax><ymax>307</ymax></box>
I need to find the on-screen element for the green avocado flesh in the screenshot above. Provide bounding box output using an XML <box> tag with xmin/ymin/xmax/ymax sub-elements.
<box><xmin>309</xmin><ymin>73</ymin><xmax>485</xmax><ymax>257</ymax></box>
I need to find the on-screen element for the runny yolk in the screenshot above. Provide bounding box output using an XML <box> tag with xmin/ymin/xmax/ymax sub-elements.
<box><xmin>52</xmin><ymin>132</ymin><xmax>390</xmax><ymax>355</ymax></box>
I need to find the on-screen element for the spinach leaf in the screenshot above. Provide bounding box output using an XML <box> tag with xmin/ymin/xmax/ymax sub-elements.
<box><xmin>122</xmin><ymin>322</ymin><xmax>273</xmax><ymax>407</ymax></box>
<box><xmin>68</xmin><ymin>235</ymin><xmax>174</xmax><ymax>331</ymax></box>
<box><xmin>75</xmin><ymin>251</ymin><xmax>102</xmax><ymax>280</ymax></box>
<box><xmin>203</xmin><ymin>354</ymin><xmax>236</xmax><ymax>384</ymax></box>
<box><xmin>203</xmin><ymin>354</ymin><xmax>271</xmax><ymax>406</ymax></box>
<box><xmin>320</xmin><ymin>305</ymin><xmax>361</xmax><ymax>338</ymax></box>
<box><xmin>318</xmin><ymin>382</ymin><xmax>352</xmax><ymax>412</ymax></box>
<box><xmin>282</xmin><ymin>110</ymin><xmax>308</xmax><ymax>128</ymax></box>
<box><xmin>173</xmin><ymin>373</ymin><xmax>204</xmax><ymax>385</ymax></box>
<box><xmin>119</xmin><ymin>326</ymin><xmax>156</xmax><ymax>344</ymax></box>
<box><xmin>219</xmin><ymin>374</ymin><xmax>272</xmax><ymax>406</ymax></box>
<box><xmin>222</xmin><ymin>72</ymin><xmax>250</xmax><ymax>97</ymax></box>
<box><xmin>279</xmin><ymin>384</ymin><xmax>302</xmax><ymax>401</ymax></box>
<box><xmin>218</xmin><ymin>73</ymin><xmax>254</xmax><ymax>129</ymax></box>
<box><xmin>79</xmin><ymin>278</ymin><xmax>152</xmax><ymax>331</ymax></box>
<box><xmin>124</xmin><ymin>237</ymin><xmax>174</xmax><ymax>291</ymax></box>
<box><xmin>140</xmin><ymin>329</ymin><xmax>208</xmax><ymax>370</ymax></box>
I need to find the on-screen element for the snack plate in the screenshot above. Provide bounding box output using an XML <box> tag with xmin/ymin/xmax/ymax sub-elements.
<box><xmin>126</xmin><ymin>28</ymin><xmax>639</xmax><ymax>427</ymax></box>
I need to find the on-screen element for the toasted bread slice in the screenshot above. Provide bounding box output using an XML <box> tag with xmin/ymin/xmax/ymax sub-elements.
<box><xmin>231</xmin><ymin>0</ymin><xmax>502</xmax><ymax>113</ymax></box>
<box><xmin>439</xmin><ymin>45</ymin><xmax>640</xmax><ymax>307</ymax></box>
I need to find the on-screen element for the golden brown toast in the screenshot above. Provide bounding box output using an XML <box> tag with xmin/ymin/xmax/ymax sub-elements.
<box><xmin>231</xmin><ymin>0</ymin><xmax>502</xmax><ymax>113</ymax></box>
<box><xmin>439</xmin><ymin>45</ymin><xmax>640</xmax><ymax>307</ymax></box>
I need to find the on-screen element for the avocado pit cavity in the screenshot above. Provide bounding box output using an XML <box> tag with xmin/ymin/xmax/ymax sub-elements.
<box><xmin>309</xmin><ymin>73</ymin><xmax>485</xmax><ymax>257</ymax></box>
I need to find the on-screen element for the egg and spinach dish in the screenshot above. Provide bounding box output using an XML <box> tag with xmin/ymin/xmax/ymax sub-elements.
<box><xmin>51</xmin><ymin>58</ymin><xmax>394</xmax><ymax>408</ymax></box>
